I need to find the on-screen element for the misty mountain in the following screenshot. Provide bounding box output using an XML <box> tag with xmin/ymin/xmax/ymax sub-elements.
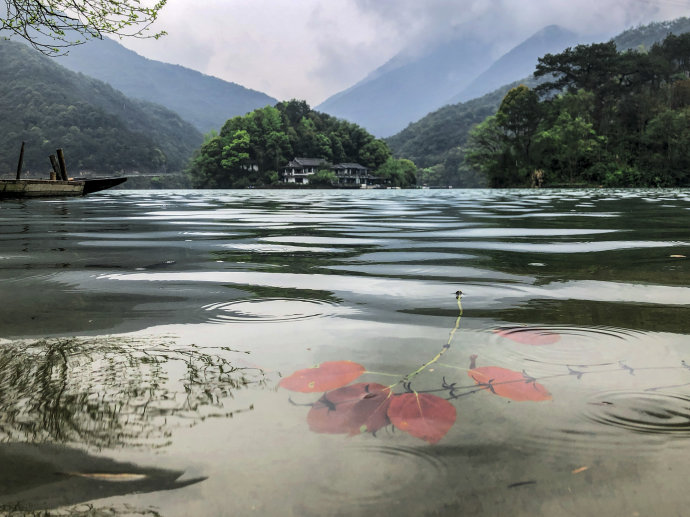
<box><xmin>445</xmin><ymin>25</ymin><xmax>581</xmax><ymax>105</ymax></box>
<box><xmin>316</xmin><ymin>36</ymin><xmax>495</xmax><ymax>137</ymax></box>
<box><xmin>51</xmin><ymin>37</ymin><xmax>277</xmax><ymax>133</ymax></box>
<box><xmin>387</xmin><ymin>17</ymin><xmax>690</xmax><ymax>186</ymax></box>
<box><xmin>317</xmin><ymin>25</ymin><xmax>588</xmax><ymax>137</ymax></box>
<box><xmin>0</xmin><ymin>40</ymin><xmax>202</xmax><ymax>175</ymax></box>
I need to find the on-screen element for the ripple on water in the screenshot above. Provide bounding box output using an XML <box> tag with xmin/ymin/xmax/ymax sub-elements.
<box><xmin>585</xmin><ymin>391</ymin><xmax>690</xmax><ymax>436</ymax></box>
<box><xmin>490</xmin><ymin>325</ymin><xmax>647</xmax><ymax>370</ymax></box>
<box><xmin>309</xmin><ymin>444</ymin><xmax>448</xmax><ymax>506</ymax></box>
<box><xmin>200</xmin><ymin>298</ymin><xmax>356</xmax><ymax>324</ymax></box>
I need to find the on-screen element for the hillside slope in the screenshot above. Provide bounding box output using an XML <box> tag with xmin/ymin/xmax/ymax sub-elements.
<box><xmin>446</xmin><ymin>25</ymin><xmax>580</xmax><ymax>104</ymax></box>
<box><xmin>317</xmin><ymin>36</ymin><xmax>494</xmax><ymax>137</ymax></box>
<box><xmin>387</xmin><ymin>17</ymin><xmax>690</xmax><ymax>185</ymax></box>
<box><xmin>0</xmin><ymin>40</ymin><xmax>202</xmax><ymax>176</ymax></box>
<box><xmin>317</xmin><ymin>25</ymin><xmax>589</xmax><ymax>137</ymax></box>
<box><xmin>52</xmin><ymin>37</ymin><xmax>277</xmax><ymax>133</ymax></box>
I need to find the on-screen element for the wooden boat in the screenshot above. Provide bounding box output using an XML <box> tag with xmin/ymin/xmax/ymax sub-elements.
<box><xmin>0</xmin><ymin>177</ymin><xmax>127</xmax><ymax>198</ymax></box>
<box><xmin>2</xmin><ymin>144</ymin><xmax>128</xmax><ymax>199</ymax></box>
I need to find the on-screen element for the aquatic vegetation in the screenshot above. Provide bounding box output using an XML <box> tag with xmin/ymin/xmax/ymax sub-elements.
<box><xmin>280</xmin><ymin>361</ymin><xmax>366</xmax><ymax>392</ymax></box>
<box><xmin>467</xmin><ymin>366</ymin><xmax>551</xmax><ymax>402</ymax></box>
<box><xmin>280</xmin><ymin>294</ymin><xmax>467</xmax><ymax>444</ymax></box>
<box><xmin>281</xmin><ymin>292</ymin><xmax>690</xmax><ymax>444</ymax></box>
<box><xmin>0</xmin><ymin>336</ymin><xmax>265</xmax><ymax>449</ymax></box>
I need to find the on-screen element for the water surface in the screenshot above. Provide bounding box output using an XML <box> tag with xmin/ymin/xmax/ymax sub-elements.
<box><xmin>0</xmin><ymin>189</ymin><xmax>689</xmax><ymax>515</ymax></box>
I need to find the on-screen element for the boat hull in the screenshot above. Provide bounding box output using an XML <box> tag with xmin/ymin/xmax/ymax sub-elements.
<box><xmin>0</xmin><ymin>177</ymin><xmax>126</xmax><ymax>198</ymax></box>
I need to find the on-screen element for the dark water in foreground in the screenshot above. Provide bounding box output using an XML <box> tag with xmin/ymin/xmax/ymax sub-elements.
<box><xmin>0</xmin><ymin>189</ymin><xmax>688</xmax><ymax>516</ymax></box>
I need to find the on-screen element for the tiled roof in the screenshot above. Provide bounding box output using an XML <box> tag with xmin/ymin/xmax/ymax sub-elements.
<box><xmin>293</xmin><ymin>157</ymin><xmax>329</xmax><ymax>167</ymax></box>
<box><xmin>333</xmin><ymin>163</ymin><xmax>367</xmax><ymax>170</ymax></box>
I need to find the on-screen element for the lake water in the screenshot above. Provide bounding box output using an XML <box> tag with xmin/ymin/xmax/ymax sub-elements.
<box><xmin>0</xmin><ymin>188</ymin><xmax>688</xmax><ymax>516</ymax></box>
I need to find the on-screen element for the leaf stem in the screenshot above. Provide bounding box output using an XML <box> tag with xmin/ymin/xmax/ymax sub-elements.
<box><xmin>389</xmin><ymin>293</ymin><xmax>463</xmax><ymax>389</ymax></box>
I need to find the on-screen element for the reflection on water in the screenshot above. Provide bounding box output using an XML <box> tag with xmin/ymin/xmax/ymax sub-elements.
<box><xmin>0</xmin><ymin>189</ymin><xmax>689</xmax><ymax>515</ymax></box>
<box><xmin>0</xmin><ymin>336</ymin><xmax>264</xmax><ymax>448</ymax></box>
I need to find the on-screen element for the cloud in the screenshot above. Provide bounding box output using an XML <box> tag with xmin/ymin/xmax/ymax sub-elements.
<box><xmin>117</xmin><ymin>0</ymin><xmax>690</xmax><ymax>104</ymax></box>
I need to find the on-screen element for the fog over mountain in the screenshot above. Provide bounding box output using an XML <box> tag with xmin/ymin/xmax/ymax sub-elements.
<box><xmin>114</xmin><ymin>0</ymin><xmax>689</xmax><ymax>105</ymax></box>
<box><xmin>317</xmin><ymin>24</ymin><xmax>591</xmax><ymax>136</ymax></box>
<box><xmin>52</xmin><ymin>37</ymin><xmax>277</xmax><ymax>134</ymax></box>
<box><xmin>446</xmin><ymin>25</ymin><xmax>583</xmax><ymax>105</ymax></box>
<box><xmin>317</xmin><ymin>34</ymin><xmax>496</xmax><ymax>137</ymax></box>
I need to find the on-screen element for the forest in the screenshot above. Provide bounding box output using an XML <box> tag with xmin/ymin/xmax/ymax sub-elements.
<box><xmin>388</xmin><ymin>19</ymin><xmax>690</xmax><ymax>188</ymax></box>
<box><xmin>188</xmin><ymin>100</ymin><xmax>416</xmax><ymax>188</ymax></box>
<box><xmin>0</xmin><ymin>40</ymin><xmax>202</xmax><ymax>178</ymax></box>
<box><xmin>467</xmin><ymin>33</ymin><xmax>690</xmax><ymax>187</ymax></box>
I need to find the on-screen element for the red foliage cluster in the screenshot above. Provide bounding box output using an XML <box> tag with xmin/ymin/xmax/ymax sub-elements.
<box><xmin>280</xmin><ymin>361</ymin><xmax>456</xmax><ymax>444</ymax></box>
<box><xmin>278</xmin><ymin>361</ymin><xmax>365</xmax><ymax>392</ymax></box>
<box><xmin>468</xmin><ymin>366</ymin><xmax>551</xmax><ymax>401</ymax></box>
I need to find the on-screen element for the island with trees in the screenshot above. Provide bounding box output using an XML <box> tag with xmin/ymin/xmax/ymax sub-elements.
<box><xmin>188</xmin><ymin>100</ymin><xmax>417</xmax><ymax>188</ymax></box>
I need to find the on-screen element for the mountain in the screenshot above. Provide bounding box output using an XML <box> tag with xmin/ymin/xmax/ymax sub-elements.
<box><xmin>386</xmin><ymin>80</ymin><xmax>525</xmax><ymax>169</ymax></box>
<box><xmin>0</xmin><ymin>40</ymin><xmax>202</xmax><ymax>176</ymax></box>
<box><xmin>316</xmin><ymin>36</ymin><xmax>495</xmax><ymax>137</ymax></box>
<box><xmin>613</xmin><ymin>17</ymin><xmax>690</xmax><ymax>50</ymax></box>
<box><xmin>51</xmin><ymin>37</ymin><xmax>277</xmax><ymax>133</ymax></box>
<box><xmin>316</xmin><ymin>25</ymin><xmax>589</xmax><ymax>137</ymax></box>
<box><xmin>446</xmin><ymin>25</ymin><xmax>581</xmax><ymax>104</ymax></box>
<box><xmin>386</xmin><ymin>17</ymin><xmax>690</xmax><ymax>185</ymax></box>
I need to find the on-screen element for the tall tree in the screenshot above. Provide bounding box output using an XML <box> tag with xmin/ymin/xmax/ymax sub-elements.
<box><xmin>495</xmin><ymin>85</ymin><xmax>541</xmax><ymax>170</ymax></box>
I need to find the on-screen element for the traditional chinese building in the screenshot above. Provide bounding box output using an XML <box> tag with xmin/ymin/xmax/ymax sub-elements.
<box><xmin>332</xmin><ymin>163</ymin><xmax>373</xmax><ymax>186</ymax></box>
<box><xmin>280</xmin><ymin>158</ymin><xmax>328</xmax><ymax>184</ymax></box>
<box><xmin>280</xmin><ymin>158</ymin><xmax>374</xmax><ymax>186</ymax></box>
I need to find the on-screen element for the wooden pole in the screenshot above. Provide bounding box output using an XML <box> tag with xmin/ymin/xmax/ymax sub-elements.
<box><xmin>49</xmin><ymin>154</ymin><xmax>60</xmax><ymax>181</ymax></box>
<box><xmin>56</xmin><ymin>148</ymin><xmax>68</xmax><ymax>180</ymax></box>
<box><xmin>15</xmin><ymin>141</ymin><xmax>25</xmax><ymax>180</ymax></box>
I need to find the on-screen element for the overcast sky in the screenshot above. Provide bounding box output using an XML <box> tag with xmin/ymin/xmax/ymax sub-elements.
<box><xmin>119</xmin><ymin>0</ymin><xmax>690</xmax><ymax>105</ymax></box>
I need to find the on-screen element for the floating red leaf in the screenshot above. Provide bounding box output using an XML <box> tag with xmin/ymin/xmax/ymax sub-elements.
<box><xmin>493</xmin><ymin>327</ymin><xmax>561</xmax><ymax>345</ymax></box>
<box><xmin>279</xmin><ymin>361</ymin><xmax>366</xmax><ymax>393</ymax></box>
<box><xmin>307</xmin><ymin>382</ymin><xmax>392</xmax><ymax>436</ymax></box>
<box><xmin>468</xmin><ymin>366</ymin><xmax>551</xmax><ymax>401</ymax></box>
<box><xmin>387</xmin><ymin>393</ymin><xmax>456</xmax><ymax>444</ymax></box>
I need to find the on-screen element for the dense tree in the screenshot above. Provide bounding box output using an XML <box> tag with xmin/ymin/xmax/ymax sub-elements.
<box><xmin>533</xmin><ymin>112</ymin><xmax>606</xmax><ymax>184</ymax></box>
<box><xmin>0</xmin><ymin>39</ymin><xmax>201</xmax><ymax>176</ymax></box>
<box><xmin>465</xmin><ymin>115</ymin><xmax>515</xmax><ymax>187</ymax></box>
<box><xmin>535</xmin><ymin>42</ymin><xmax>620</xmax><ymax>96</ymax></box>
<box><xmin>376</xmin><ymin>158</ymin><xmax>417</xmax><ymax>187</ymax></box>
<box><xmin>189</xmin><ymin>100</ymin><xmax>394</xmax><ymax>188</ymax></box>
<box><xmin>1</xmin><ymin>0</ymin><xmax>167</xmax><ymax>55</ymax></box>
<box><xmin>467</xmin><ymin>33</ymin><xmax>690</xmax><ymax>188</ymax></box>
<box><xmin>387</xmin><ymin>19</ymin><xmax>690</xmax><ymax>188</ymax></box>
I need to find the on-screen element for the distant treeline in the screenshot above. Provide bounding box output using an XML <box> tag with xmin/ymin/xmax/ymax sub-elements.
<box><xmin>189</xmin><ymin>100</ymin><xmax>416</xmax><ymax>188</ymax></box>
<box><xmin>468</xmin><ymin>33</ymin><xmax>690</xmax><ymax>187</ymax></box>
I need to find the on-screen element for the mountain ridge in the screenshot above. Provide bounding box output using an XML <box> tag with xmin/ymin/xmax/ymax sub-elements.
<box><xmin>386</xmin><ymin>17</ymin><xmax>690</xmax><ymax>186</ymax></box>
<box><xmin>445</xmin><ymin>25</ymin><xmax>581</xmax><ymax>105</ymax></box>
<box><xmin>51</xmin><ymin>36</ymin><xmax>278</xmax><ymax>133</ymax></box>
<box><xmin>316</xmin><ymin>35</ymin><xmax>495</xmax><ymax>137</ymax></box>
<box><xmin>0</xmin><ymin>40</ymin><xmax>202</xmax><ymax>176</ymax></box>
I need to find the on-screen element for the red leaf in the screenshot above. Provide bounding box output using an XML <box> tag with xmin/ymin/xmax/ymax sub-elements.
<box><xmin>279</xmin><ymin>361</ymin><xmax>365</xmax><ymax>392</ymax></box>
<box><xmin>494</xmin><ymin>327</ymin><xmax>561</xmax><ymax>345</ymax></box>
<box><xmin>468</xmin><ymin>366</ymin><xmax>551</xmax><ymax>401</ymax></box>
<box><xmin>387</xmin><ymin>393</ymin><xmax>456</xmax><ymax>444</ymax></box>
<box><xmin>307</xmin><ymin>383</ymin><xmax>392</xmax><ymax>436</ymax></box>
